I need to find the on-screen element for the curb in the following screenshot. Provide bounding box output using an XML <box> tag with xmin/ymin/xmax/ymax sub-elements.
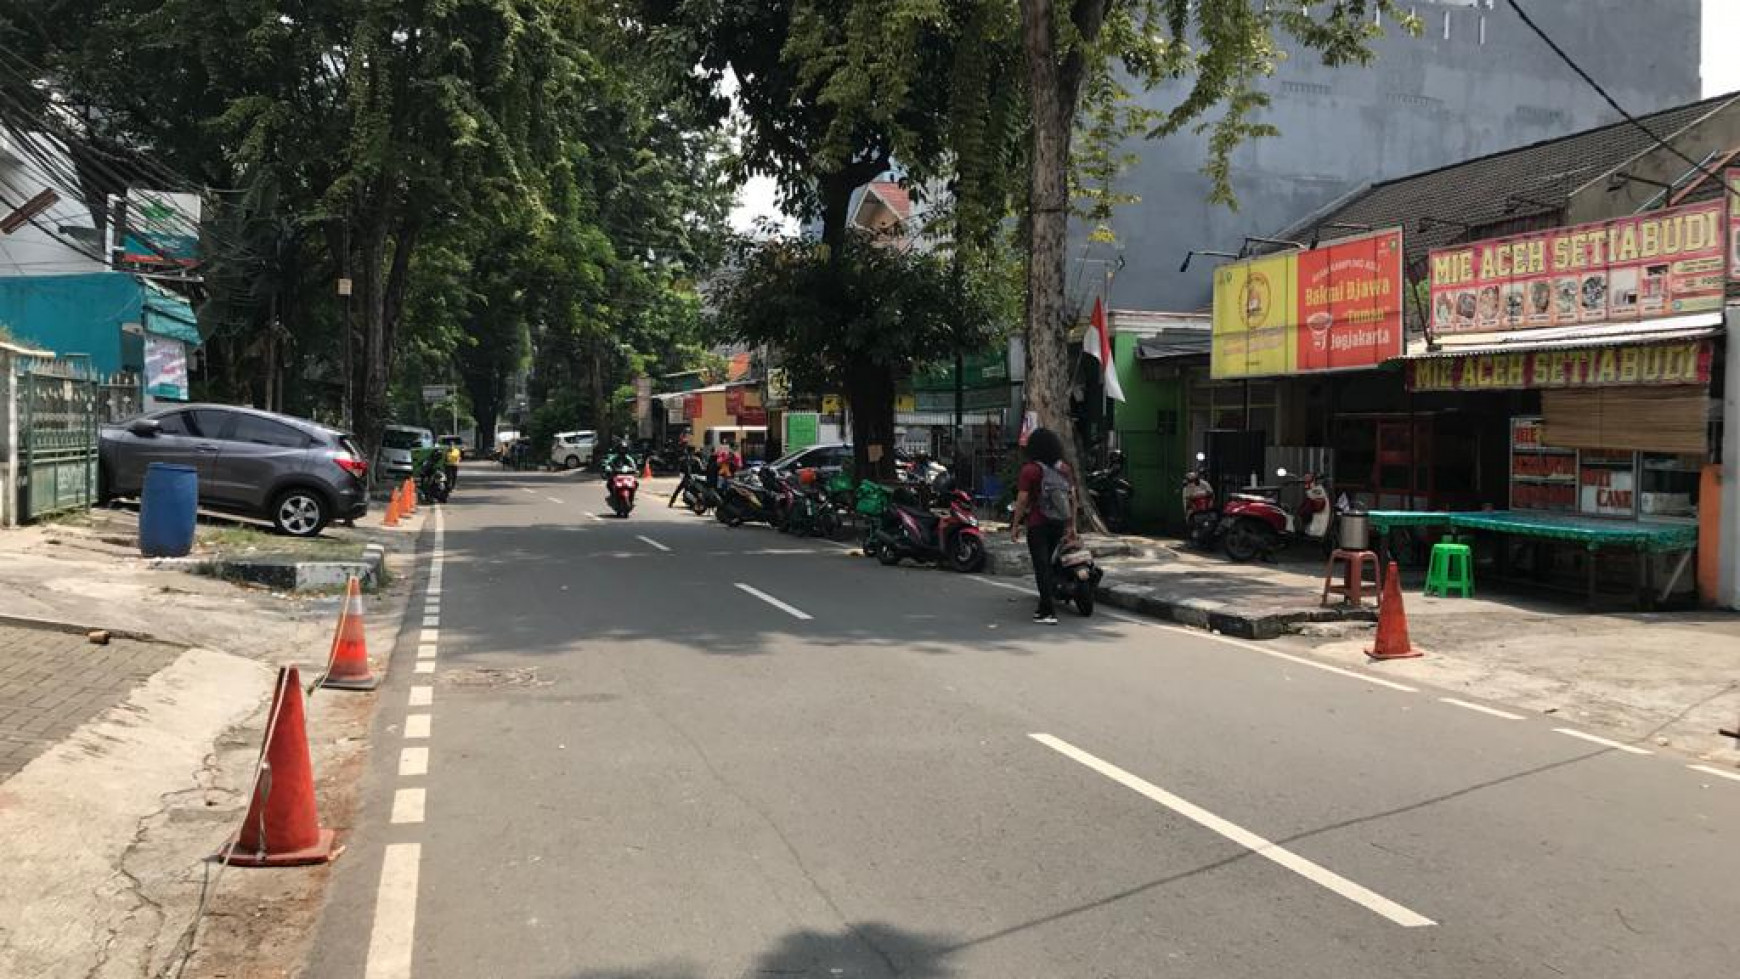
<box><xmin>158</xmin><ymin>543</ymin><xmax>389</xmax><ymax>592</ymax></box>
<box><xmin>1092</xmin><ymin>581</ymin><xmax>1379</xmax><ymax>640</ymax></box>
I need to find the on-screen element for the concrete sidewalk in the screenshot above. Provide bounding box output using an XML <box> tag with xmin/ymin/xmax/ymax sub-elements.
<box><xmin>0</xmin><ymin>503</ymin><xmax>425</xmax><ymax>979</ymax></box>
<box><xmin>985</xmin><ymin>527</ymin><xmax>1740</xmax><ymax>764</ymax></box>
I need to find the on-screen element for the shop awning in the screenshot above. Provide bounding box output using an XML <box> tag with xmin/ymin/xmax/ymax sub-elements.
<box><xmin>141</xmin><ymin>280</ymin><xmax>201</xmax><ymax>346</ymax></box>
<box><xmin>1404</xmin><ymin>311</ymin><xmax>1722</xmax><ymax>360</ymax></box>
<box><xmin>1134</xmin><ymin>330</ymin><xmax>1212</xmax><ymax>361</ymax></box>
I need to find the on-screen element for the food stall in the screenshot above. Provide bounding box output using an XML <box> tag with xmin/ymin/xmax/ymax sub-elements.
<box><xmin>1372</xmin><ymin>199</ymin><xmax>1725</xmax><ymax>608</ymax></box>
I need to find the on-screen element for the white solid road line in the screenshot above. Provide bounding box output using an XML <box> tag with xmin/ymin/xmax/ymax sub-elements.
<box><xmin>399</xmin><ymin>746</ymin><xmax>428</xmax><ymax>777</ymax></box>
<box><xmin>391</xmin><ymin>787</ymin><xmax>426</xmax><ymax>824</ymax></box>
<box><xmin>1689</xmin><ymin>764</ymin><xmax>1740</xmax><ymax>784</ymax></box>
<box><xmin>585</xmin><ymin>512</ymin><xmax>604</xmax><ymax>521</ymax></box>
<box><xmin>1553</xmin><ymin>728</ymin><xmax>1653</xmax><ymax>755</ymax></box>
<box><xmin>546</xmin><ymin>496</ymin><xmax>565</xmax><ymax>504</ymax></box>
<box><xmin>733</xmin><ymin>582</ymin><xmax>814</xmax><ymax>621</ymax></box>
<box><xmin>408</xmin><ymin>686</ymin><xmax>433</xmax><ymax>707</ymax></box>
<box><xmin>364</xmin><ymin>842</ymin><xmax>421</xmax><ymax>979</ymax></box>
<box><xmin>521</xmin><ymin>487</ymin><xmax>536</xmax><ymax>495</ymax></box>
<box><xmin>1439</xmin><ymin>697</ymin><xmax>1525</xmax><ymax>720</ymax></box>
<box><xmin>405</xmin><ymin>714</ymin><xmax>431</xmax><ymax>739</ymax></box>
<box><xmin>636</xmin><ymin>535</ymin><xmax>672</xmax><ymax>552</ymax></box>
<box><xmin>1031</xmin><ymin>733</ymin><xmax>1436</xmax><ymax>928</ymax></box>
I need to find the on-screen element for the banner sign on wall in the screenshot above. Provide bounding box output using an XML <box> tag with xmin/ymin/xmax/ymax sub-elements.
<box><xmin>1211</xmin><ymin>229</ymin><xmax>1404</xmax><ymax>379</ymax></box>
<box><xmin>143</xmin><ymin>335</ymin><xmax>188</xmax><ymax>400</ymax></box>
<box><xmin>1428</xmin><ymin>200</ymin><xmax>1725</xmax><ymax>334</ymax></box>
<box><xmin>1407</xmin><ymin>339</ymin><xmax>1712</xmax><ymax>392</ymax></box>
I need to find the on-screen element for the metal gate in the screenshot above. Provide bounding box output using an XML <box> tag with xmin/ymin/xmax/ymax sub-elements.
<box><xmin>17</xmin><ymin>356</ymin><xmax>98</xmax><ymax>521</ymax></box>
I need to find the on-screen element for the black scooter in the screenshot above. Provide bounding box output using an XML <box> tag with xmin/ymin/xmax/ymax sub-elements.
<box><xmin>415</xmin><ymin>455</ymin><xmax>451</xmax><ymax>505</ymax></box>
<box><xmin>1088</xmin><ymin>452</ymin><xmax>1133</xmax><ymax>533</ymax></box>
<box><xmin>715</xmin><ymin>470</ymin><xmax>781</xmax><ymax>527</ymax></box>
<box><xmin>1050</xmin><ymin>539</ymin><xmax>1103</xmax><ymax>616</ymax></box>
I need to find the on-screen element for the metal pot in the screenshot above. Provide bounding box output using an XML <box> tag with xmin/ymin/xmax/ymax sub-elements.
<box><xmin>1337</xmin><ymin>512</ymin><xmax>1370</xmax><ymax>551</ymax></box>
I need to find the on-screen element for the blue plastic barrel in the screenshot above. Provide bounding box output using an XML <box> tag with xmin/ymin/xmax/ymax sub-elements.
<box><xmin>140</xmin><ymin>463</ymin><xmax>198</xmax><ymax>558</ymax></box>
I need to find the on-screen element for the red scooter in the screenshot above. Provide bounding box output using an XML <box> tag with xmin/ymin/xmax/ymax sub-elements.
<box><xmin>1217</xmin><ymin>469</ymin><xmax>1336</xmax><ymax>562</ymax></box>
<box><xmin>873</xmin><ymin>484</ymin><xmax>987</xmax><ymax>573</ymax></box>
<box><xmin>605</xmin><ymin>464</ymin><xmax>639</xmax><ymax>518</ymax></box>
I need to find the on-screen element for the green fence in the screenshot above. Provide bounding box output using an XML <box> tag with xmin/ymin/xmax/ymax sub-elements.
<box><xmin>17</xmin><ymin>357</ymin><xmax>99</xmax><ymax>521</ymax></box>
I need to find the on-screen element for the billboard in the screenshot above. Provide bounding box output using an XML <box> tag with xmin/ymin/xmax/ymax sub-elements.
<box><xmin>1428</xmin><ymin>200</ymin><xmax>1724</xmax><ymax>334</ymax></box>
<box><xmin>1211</xmin><ymin>230</ymin><xmax>1403</xmax><ymax>379</ymax></box>
<box><xmin>1729</xmin><ymin>168</ymin><xmax>1740</xmax><ymax>283</ymax></box>
<box><xmin>144</xmin><ymin>335</ymin><xmax>188</xmax><ymax>401</ymax></box>
<box><xmin>118</xmin><ymin>190</ymin><xmax>201</xmax><ymax>269</ymax></box>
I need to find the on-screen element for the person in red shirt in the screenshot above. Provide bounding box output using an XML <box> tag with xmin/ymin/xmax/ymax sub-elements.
<box><xmin>1009</xmin><ymin>427</ymin><xmax>1076</xmax><ymax>624</ymax></box>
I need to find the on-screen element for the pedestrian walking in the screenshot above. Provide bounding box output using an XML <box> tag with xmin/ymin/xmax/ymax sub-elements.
<box><xmin>1009</xmin><ymin>427</ymin><xmax>1076</xmax><ymax>624</ymax></box>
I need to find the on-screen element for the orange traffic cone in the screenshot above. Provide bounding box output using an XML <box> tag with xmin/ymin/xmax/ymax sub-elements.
<box><xmin>403</xmin><ymin>478</ymin><xmax>417</xmax><ymax>513</ymax></box>
<box><xmin>1368</xmin><ymin>561</ymin><xmax>1421</xmax><ymax>660</ymax></box>
<box><xmin>224</xmin><ymin>666</ymin><xmax>340</xmax><ymax>866</ymax></box>
<box><xmin>383</xmin><ymin>488</ymin><xmax>401</xmax><ymax>527</ymax></box>
<box><xmin>321</xmin><ymin>576</ymin><xmax>377</xmax><ymax>690</ymax></box>
<box><xmin>642</xmin><ymin>460</ymin><xmax>653</xmax><ymax>480</ymax></box>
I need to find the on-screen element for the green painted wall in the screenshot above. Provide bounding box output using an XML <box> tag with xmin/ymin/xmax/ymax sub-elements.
<box><xmin>1111</xmin><ymin>334</ymin><xmax>1187</xmax><ymax>532</ymax></box>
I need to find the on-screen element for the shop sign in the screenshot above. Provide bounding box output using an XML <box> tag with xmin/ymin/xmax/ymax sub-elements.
<box><xmin>821</xmin><ymin>394</ymin><xmax>843</xmax><ymax>415</ymax></box>
<box><xmin>683</xmin><ymin>393</ymin><xmax>703</xmax><ymax>420</ymax></box>
<box><xmin>1429</xmin><ymin>200</ymin><xmax>1725</xmax><ymax>334</ymax></box>
<box><xmin>726</xmin><ymin>387</ymin><xmax>746</xmax><ymax>415</ymax></box>
<box><xmin>785</xmin><ymin>412</ymin><xmax>820</xmax><ymax>451</ymax></box>
<box><xmin>738</xmin><ymin>405</ymin><xmax>767</xmax><ymax>426</ymax></box>
<box><xmin>1407</xmin><ymin>339</ymin><xmax>1712</xmax><ymax>392</ymax></box>
<box><xmin>1729</xmin><ymin>168</ymin><xmax>1740</xmax><ymax>282</ymax></box>
<box><xmin>1211</xmin><ymin>230</ymin><xmax>1404</xmax><ymax>379</ymax></box>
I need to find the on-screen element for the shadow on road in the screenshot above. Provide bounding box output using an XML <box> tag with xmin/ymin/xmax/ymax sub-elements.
<box><xmin>561</xmin><ymin>920</ymin><xmax>961</xmax><ymax>979</ymax></box>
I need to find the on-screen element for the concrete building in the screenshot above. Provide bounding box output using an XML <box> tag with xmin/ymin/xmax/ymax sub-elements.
<box><xmin>1090</xmin><ymin>0</ymin><xmax>1704</xmax><ymax>313</ymax></box>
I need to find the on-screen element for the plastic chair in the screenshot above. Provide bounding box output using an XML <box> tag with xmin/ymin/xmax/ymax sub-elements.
<box><xmin>1425</xmin><ymin>542</ymin><xmax>1474</xmax><ymax>598</ymax></box>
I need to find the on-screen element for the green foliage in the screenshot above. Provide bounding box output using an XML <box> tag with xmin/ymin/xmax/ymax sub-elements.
<box><xmin>713</xmin><ymin>232</ymin><xmax>1005</xmax><ymax>394</ymax></box>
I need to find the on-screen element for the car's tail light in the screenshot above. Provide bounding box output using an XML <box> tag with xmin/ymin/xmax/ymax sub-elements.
<box><xmin>335</xmin><ymin>456</ymin><xmax>369</xmax><ymax>478</ymax></box>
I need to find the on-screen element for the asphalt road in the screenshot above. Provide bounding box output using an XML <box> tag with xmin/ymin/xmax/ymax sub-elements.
<box><xmin>307</xmin><ymin>466</ymin><xmax>1740</xmax><ymax>979</ymax></box>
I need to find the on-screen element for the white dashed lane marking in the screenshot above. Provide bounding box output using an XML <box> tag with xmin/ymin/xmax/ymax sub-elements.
<box><xmin>1439</xmin><ymin>698</ymin><xmax>1525</xmax><ymax>720</ymax></box>
<box><xmin>391</xmin><ymin>788</ymin><xmax>426</xmax><ymax>824</ymax></box>
<box><xmin>408</xmin><ymin>686</ymin><xmax>432</xmax><ymax>707</ymax></box>
<box><xmin>1689</xmin><ymin>764</ymin><xmax>1740</xmax><ymax>784</ymax></box>
<box><xmin>733</xmin><ymin>582</ymin><xmax>814</xmax><ymax>621</ymax></box>
<box><xmin>364</xmin><ymin>843</ymin><xmax>420</xmax><ymax>979</ymax></box>
<box><xmin>636</xmin><ymin>535</ymin><xmax>671</xmax><ymax>552</ymax></box>
<box><xmin>399</xmin><ymin>746</ymin><xmax>429</xmax><ymax>777</ymax></box>
<box><xmin>1553</xmin><ymin>728</ymin><xmax>1652</xmax><ymax>755</ymax></box>
<box><xmin>1031</xmin><ymin>733</ymin><xmax>1435</xmax><ymax>928</ymax></box>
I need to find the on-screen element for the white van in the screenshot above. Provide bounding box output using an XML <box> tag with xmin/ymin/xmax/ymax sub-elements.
<box><xmin>550</xmin><ymin>430</ymin><xmax>598</xmax><ymax>469</ymax></box>
<box><xmin>702</xmin><ymin>426</ymin><xmax>767</xmax><ymax>462</ymax></box>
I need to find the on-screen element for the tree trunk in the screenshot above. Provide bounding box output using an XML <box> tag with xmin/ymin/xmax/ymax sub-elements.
<box><xmin>1020</xmin><ymin>0</ymin><xmax>1073</xmax><ymax>440</ymax></box>
<box><xmin>845</xmin><ymin>360</ymin><xmax>897</xmax><ymax>482</ymax></box>
<box><xmin>1022</xmin><ymin>0</ymin><xmax>1110</xmax><ymax>529</ymax></box>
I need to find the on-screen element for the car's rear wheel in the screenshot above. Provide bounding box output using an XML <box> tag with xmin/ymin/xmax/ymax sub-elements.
<box><xmin>564</xmin><ymin>454</ymin><xmax>580</xmax><ymax>470</ymax></box>
<box><xmin>273</xmin><ymin>488</ymin><xmax>329</xmax><ymax>538</ymax></box>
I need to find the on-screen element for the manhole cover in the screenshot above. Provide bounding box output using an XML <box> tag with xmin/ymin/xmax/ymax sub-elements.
<box><xmin>438</xmin><ymin>667</ymin><xmax>550</xmax><ymax>688</ymax></box>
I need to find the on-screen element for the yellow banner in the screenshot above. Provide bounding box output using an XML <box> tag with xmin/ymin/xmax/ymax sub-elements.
<box><xmin>1212</xmin><ymin>254</ymin><xmax>1297</xmax><ymax>379</ymax></box>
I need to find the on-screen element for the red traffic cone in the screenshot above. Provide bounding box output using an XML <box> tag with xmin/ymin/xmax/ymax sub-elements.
<box><xmin>383</xmin><ymin>486</ymin><xmax>401</xmax><ymax>527</ymax></box>
<box><xmin>1368</xmin><ymin>561</ymin><xmax>1420</xmax><ymax>660</ymax></box>
<box><xmin>321</xmin><ymin>576</ymin><xmax>378</xmax><ymax>690</ymax></box>
<box><xmin>224</xmin><ymin>666</ymin><xmax>340</xmax><ymax>866</ymax></box>
<box><xmin>642</xmin><ymin>460</ymin><xmax>653</xmax><ymax>480</ymax></box>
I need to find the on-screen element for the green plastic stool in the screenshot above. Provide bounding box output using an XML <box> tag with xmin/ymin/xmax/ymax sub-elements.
<box><xmin>1425</xmin><ymin>542</ymin><xmax>1474</xmax><ymax>598</ymax></box>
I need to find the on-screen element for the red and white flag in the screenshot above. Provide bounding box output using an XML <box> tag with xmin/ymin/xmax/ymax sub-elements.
<box><xmin>1085</xmin><ymin>297</ymin><xmax>1125</xmax><ymax>402</ymax></box>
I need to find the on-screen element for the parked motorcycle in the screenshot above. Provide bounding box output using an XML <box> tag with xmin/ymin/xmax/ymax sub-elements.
<box><xmin>1050</xmin><ymin>539</ymin><xmax>1104</xmax><ymax>616</ymax></box>
<box><xmin>604</xmin><ymin>462</ymin><xmax>639</xmax><ymax>517</ymax></box>
<box><xmin>781</xmin><ymin>470</ymin><xmax>843</xmax><ymax>538</ymax></box>
<box><xmin>676</xmin><ymin>474</ymin><xmax>717</xmax><ymax>515</ymax></box>
<box><xmin>872</xmin><ymin>481</ymin><xmax>986</xmax><ymax>573</ymax></box>
<box><xmin>1182</xmin><ymin>470</ymin><xmax>1220</xmax><ymax>549</ymax></box>
<box><xmin>1088</xmin><ymin>451</ymin><xmax>1133</xmax><ymax>533</ymax></box>
<box><xmin>1218</xmin><ymin>468</ymin><xmax>1339</xmax><ymax>562</ymax></box>
<box><xmin>415</xmin><ymin>453</ymin><xmax>451</xmax><ymax>505</ymax></box>
<box><xmin>715</xmin><ymin>471</ymin><xmax>782</xmax><ymax>528</ymax></box>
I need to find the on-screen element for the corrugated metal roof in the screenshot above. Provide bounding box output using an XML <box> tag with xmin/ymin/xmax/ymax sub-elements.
<box><xmin>1135</xmin><ymin>331</ymin><xmax>1212</xmax><ymax>361</ymax></box>
<box><xmin>1275</xmin><ymin>92</ymin><xmax>1740</xmax><ymax>268</ymax></box>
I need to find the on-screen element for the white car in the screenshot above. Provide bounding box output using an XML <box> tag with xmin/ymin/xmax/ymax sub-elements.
<box><xmin>378</xmin><ymin>425</ymin><xmax>435</xmax><ymax>479</ymax></box>
<box><xmin>550</xmin><ymin>430</ymin><xmax>597</xmax><ymax>469</ymax></box>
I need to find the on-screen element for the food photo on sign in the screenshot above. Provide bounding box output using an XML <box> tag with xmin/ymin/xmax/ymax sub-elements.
<box><xmin>1429</xmin><ymin>200</ymin><xmax>1724</xmax><ymax>334</ymax></box>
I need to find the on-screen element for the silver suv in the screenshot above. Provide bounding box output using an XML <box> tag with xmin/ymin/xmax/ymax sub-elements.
<box><xmin>100</xmin><ymin>405</ymin><xmax>370</xmax><ymax>537</ymax></box>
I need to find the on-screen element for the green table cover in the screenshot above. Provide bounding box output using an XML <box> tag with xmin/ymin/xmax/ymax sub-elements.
<box><xmin>1445</xmin><ymin>511</ymin><xmax>1697</xmax><ymax>553</ymax></box>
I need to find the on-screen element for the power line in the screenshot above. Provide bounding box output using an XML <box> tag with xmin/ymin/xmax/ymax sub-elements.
<box><xmin>1505</xmin><ymin>0</ymin><xmax>1738</xmax><ymax>202</ymax></box>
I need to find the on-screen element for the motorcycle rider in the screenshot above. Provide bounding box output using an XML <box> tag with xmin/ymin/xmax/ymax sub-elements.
<box><xmin>600</xmin><ymin>438</ymin><xmax>637</xmax><ymax>474</ymax></box>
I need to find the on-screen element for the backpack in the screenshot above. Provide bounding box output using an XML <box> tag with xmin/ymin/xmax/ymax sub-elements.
<box><xmin>1037</xmin><ymin>462</ymin><xmax>1073</xmax><ymax>522</ymax></box>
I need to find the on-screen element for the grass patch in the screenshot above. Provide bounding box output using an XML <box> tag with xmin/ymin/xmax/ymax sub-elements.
<box><xmin>196</xmin><ymin>524</ymin><xmax>363</xmax><ymax>560</ymax></box>
<box><xmin>37</xmin><ymin>507</ymin><xmax>95</xmax><ymax>527</ymax></box>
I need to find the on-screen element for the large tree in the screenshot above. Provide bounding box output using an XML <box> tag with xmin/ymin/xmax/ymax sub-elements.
<box><xmin>1016</xmin><ymin>0</ymin><xmax>1418</xmax><ymax>470</ymax></box>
